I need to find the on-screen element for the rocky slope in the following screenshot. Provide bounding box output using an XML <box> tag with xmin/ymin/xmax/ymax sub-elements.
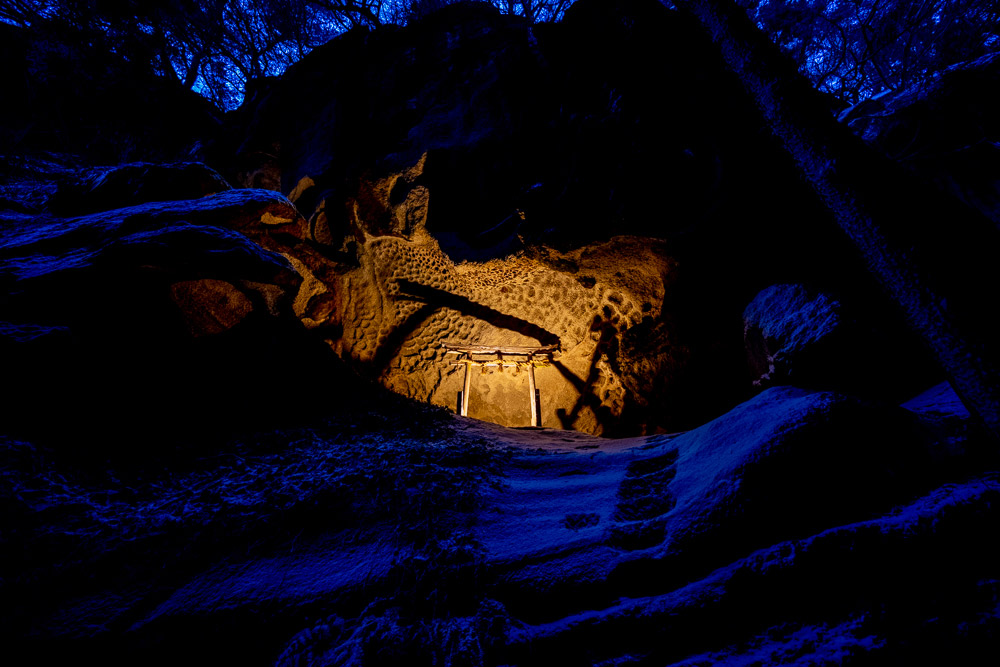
<box><xmin>3</xmin><ymin>382</ymin><xmax>995</xmax><ymax>665</ymax></box>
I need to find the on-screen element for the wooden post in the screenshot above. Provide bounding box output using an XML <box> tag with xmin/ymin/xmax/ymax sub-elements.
<box><xmin>528</xmin><ymin>363</ymin><xmax>538</xmax><ymax>427</ymax></box>
<box><xmin>461</xmin><ymin>361</ymin><xmax>472</xmax><ymax>417</ymax></box>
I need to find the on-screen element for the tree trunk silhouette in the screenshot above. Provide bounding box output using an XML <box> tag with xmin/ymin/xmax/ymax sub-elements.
<box><xmin>673</xmin><ymin>0</ymin><xmax>1000</xmax><ymax>440</ymax></box>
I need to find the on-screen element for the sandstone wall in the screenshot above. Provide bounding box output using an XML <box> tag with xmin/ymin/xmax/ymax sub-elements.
<box><xmin>268</xmin><ymin>159</ymin><xmax>679</xmax><ymax>434</ymax></box>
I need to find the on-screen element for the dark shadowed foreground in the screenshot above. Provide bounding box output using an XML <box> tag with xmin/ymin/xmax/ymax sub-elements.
<box><xmin>3</xmin><ymin>381</ymin><xmax>997</xmax><ymax>665</ymax></box>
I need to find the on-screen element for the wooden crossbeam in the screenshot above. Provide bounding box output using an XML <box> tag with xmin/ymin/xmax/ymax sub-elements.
<box><xmin>449</xmin><ymin>360</ymin><xmax>550</xmax><ymax>368</ymax></box>
<box><xmin>442</xmin><ymin>343</ymin><xmax>559</xmax><ymax>357</ymax></box>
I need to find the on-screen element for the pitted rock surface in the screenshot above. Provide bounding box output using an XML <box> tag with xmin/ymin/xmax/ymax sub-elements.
<box><xmin>253</xmin><ymin>177</ymin><xmax>679</xmax><ymax>434</ymax></box>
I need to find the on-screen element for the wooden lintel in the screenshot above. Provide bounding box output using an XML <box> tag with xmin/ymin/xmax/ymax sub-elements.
<box><xmin>450</xmin><ymin>360</ymin><xmax>550</xmax><ymax>368</ymax></box>
<box><xmin>442</xmin><ymin>343</ymin><xmax>560</xmax><ymax>357</ymax></box>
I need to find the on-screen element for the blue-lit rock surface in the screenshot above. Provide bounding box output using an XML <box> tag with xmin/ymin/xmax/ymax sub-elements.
<box><xmin>4</xmin><ymin>383</ymin><xmax>994</xmax><ymax>665</ymax></box>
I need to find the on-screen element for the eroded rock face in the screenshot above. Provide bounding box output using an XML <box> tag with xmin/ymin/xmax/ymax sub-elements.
<box><xmin>502</xmin><ymin>474</ymin><xmax>1000</xmax><ymax>666</ymax></box>
<box><xmin>269</xmin><ymin>162</ymin><xmax>681</xmax><ymax>433</ymax></box>
<box><xmin>177</xmin><ymin>143</ymin><xmax>685</xmax><ymax>434</ymax></box>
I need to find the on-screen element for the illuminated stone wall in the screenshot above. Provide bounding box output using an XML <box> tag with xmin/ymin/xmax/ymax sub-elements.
<box><xmin>249</xmin><ymin>161</ymin><xmax>681</xmax><ymax>435</ymax></box>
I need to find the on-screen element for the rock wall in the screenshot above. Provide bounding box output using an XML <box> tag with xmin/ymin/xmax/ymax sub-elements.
<box><xmin>263</xmin><ymin>152</ymin><xmax>680</xmax><ymax>434</ymax></box>
<box><xmin>355</xmin><ymin>232</ymin><xmax>675</xmax><ymax>434</ymax></box>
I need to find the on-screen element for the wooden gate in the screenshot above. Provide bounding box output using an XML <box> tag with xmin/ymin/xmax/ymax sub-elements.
<box><xmin>442</xmin><ymin>344</ymin><xmax>559</xmax><ymax>427</ymax></box>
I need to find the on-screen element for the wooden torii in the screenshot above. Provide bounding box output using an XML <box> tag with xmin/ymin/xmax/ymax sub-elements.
<box><xmin>442</xmin><ymin>343</ymin><xmax>559</xmax><ymax>427</ymax></box>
